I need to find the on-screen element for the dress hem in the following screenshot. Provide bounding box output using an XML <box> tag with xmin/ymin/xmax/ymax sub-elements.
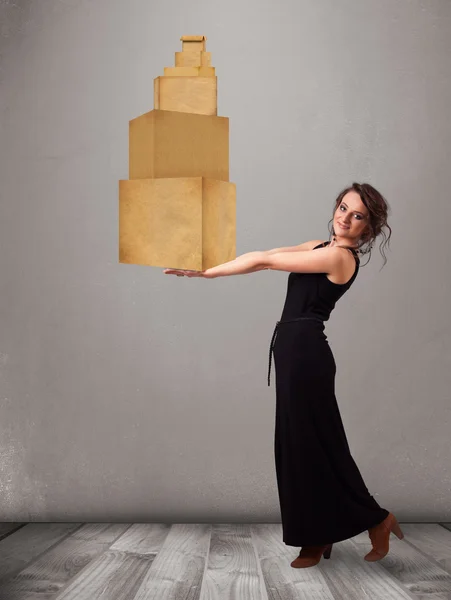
<box><xmin>282</xmin><ymin>508</ymin><xmax>390</xmax><ymax>547</ymax></box>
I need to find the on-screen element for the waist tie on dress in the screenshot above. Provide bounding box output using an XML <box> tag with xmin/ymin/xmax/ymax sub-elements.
<box><xmin>268</xmin><ymin>314</ymin><xmax>325</xmax><ymax>387</ymax></box>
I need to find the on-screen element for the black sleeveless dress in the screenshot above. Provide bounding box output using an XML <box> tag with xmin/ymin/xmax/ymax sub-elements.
<box><xmin>269</xmin><ymin>241</ymin><xmax>389</xmax><ymax>547</ymax></box>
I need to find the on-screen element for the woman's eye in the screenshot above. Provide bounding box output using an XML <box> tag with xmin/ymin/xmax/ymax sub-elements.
<box><xmin>340</xmin><ymin>206</ymin><xmax>361</xmax><ymax>220</ymax></box>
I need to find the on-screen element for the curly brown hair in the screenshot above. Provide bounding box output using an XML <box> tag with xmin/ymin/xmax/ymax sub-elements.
<box><xmin>327</xmin><ymin>182</ymin><xmax>392</xmax><ymax>268</ymax></box>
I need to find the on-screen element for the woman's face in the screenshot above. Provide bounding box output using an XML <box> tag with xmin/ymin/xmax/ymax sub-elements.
<box><xmin>334</xmin><ymin>191</ymin><xmax>369</xmax><ymax>242</ymax></box>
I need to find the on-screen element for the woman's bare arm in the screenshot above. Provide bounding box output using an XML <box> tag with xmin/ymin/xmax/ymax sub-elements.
<box><xmin>202</xmin><ymin>241</ymin><xmax>325</xmax><ymax>278</ymax></box>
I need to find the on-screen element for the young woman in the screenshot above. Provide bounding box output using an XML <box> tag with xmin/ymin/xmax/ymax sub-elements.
<box><xmin>164</xmin><ymin>182</ymin><xmax>403</xmax><ymax>568</ymax></box>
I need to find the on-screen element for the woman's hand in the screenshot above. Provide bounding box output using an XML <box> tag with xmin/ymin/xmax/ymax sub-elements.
<box><xmin>163</xmin><ymin>268</ymin><xmax>208</xmax><ymax>278</ymax></box>
<box><xmin>163</xmin><ymin>252</ymin><xmax>264</xmax><ymax>278</ymax></box>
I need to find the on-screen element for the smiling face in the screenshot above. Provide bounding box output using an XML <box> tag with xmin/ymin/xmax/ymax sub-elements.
<box><xmin>333</xmin><ymin>191</ymin><xmax>370</xmax><ymax>245</ymax></box>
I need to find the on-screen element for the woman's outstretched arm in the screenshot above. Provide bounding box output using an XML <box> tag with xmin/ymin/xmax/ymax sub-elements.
<box><xmin>205</xmin><ymin>244</ymin><xmax>343</xmax><ymax>278</ymax></box>
<box><xmin>204</xmin><ymin>251</ymin><xmax>266</xmax><ymax>278</ymax></box>
<box><xmin>203</xmin><ymin>240</ymin><xmax>324</xmax><ymax>278</ymax></box>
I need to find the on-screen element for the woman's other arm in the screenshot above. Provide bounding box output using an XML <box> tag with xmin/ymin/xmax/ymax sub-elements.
<box><xmin>203</xmin><ymin>240</ymin><xmax>325</xmax><ymax>278</ymax></box>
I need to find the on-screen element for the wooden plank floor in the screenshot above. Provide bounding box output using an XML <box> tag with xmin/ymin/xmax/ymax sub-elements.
<box><xmin>0</xmin><ymin>522</ymin><xmax>450</xmax><ymax>599</ymax></box>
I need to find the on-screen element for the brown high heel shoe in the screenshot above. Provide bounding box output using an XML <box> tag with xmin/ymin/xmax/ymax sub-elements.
<box><xmin>364</xmin><ymin>512</ymin><xmax>404</xmax><ymax>561</ymax></box>
<box><xmin>290</xmin><ymin>543</ymin><xmax>333</xmax><ymax>568</ymax></box>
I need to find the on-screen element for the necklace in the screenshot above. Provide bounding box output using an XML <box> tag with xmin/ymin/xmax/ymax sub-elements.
<box><xmin>330</xmin><ymin>236</ymin><xmax>360</xmax><ymax>252</ymax></box>
<box><xmin>328</xmin><ymin>242</ymin><xmax>358</xmax><ymax>251</ymax></box>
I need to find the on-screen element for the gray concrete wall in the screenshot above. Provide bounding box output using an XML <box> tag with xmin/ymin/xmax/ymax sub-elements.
<box><xmin>0</xmin><ymin>0</ymin><xmax>450</xmax><ymax>521</ymax></box>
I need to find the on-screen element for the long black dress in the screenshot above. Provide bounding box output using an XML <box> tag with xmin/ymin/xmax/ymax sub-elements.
<box><xmin>268</xmin><ymin>240</ymin><xmax>389</xmax><ymax>547</ymax></box>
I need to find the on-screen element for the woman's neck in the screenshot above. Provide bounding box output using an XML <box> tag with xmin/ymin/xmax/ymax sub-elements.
<box><xmin>329</xmin><ymin>239</ymin><xmax>358</xmax><ymax>249</ymax></box>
